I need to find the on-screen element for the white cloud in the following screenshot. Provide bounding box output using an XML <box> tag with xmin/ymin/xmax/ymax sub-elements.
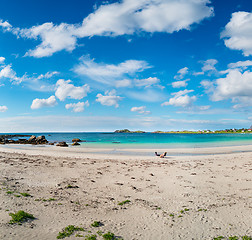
<box><xmin>174</xmin><ymin>67</ymin><xmax>188</xmax><ymax>80</ymax></box>
<box><xmin>0</xmin><ymin>20</ymin><xmax>12</xmax><ymax>29</ymax></box>
<box><xmin>172</xmin><ymin>80</ymin><xmax>188</xmax><ymax>88</ymax></box>
<box><xmin>131</xmin><ymin>106</ymin><xmax>151</xmax><ymax>114</ymax></box>
<box><xmin>134</xmin><ymin>77</ymin><xmax>159</xmax><ymax>87</ymax></box>
<box><xmin>0</xmin><ymin>57</ymin><xmax>5</xmax><ymax>64</ymax></box>
<box><xmin>0</xmin><ymin>0</ymin><xmax>213</xmax><ymax>57</ymax></box>
<box><xmin>96</xmin><ymin>90</ymin><xmax>123</xmax><ymax>108</ymax></box>
<box><xmin>37</xmin><ymin>71</ymin><xmax>59</xmax><ymax>80</ymax></box>
<box><xmin>74</xmin><ymin>56</ymin><xmax>150</xmax><ymax>85</ymax></box>
<box><xmin>55</xmin><ymin>79</ymin><xmax>90</xmax><ymax>101</ymax></box>
<box><xmin>0</xmin><ymin>65</ymin><xmax>17</xmax><ymax>79</ymax></box>
<box><xmin>162</xmin><ymin>89</ymin><xmax>196</xmax><ymax>107</ymax></box>
<box><xmin>221</xmin><ymin>12</ymin><xmax>252</xmax><ymax>56</ymax></box>
<box><xmin>212</xmin><ymin>69</ymin><xmax>252</xmax><ymax>102</ymax></box>
<box><xmin>201</xmin><ymin>59</ymin><xmax>218</xmax><ymax>72</ymax></box>
<box><xmin>0</xmin><ymin>105</ymin><xmax>8</xmax><ymax>112</ymax></box>
<box><xmin>31</xmin><ymin>95</ymin><xmax>57</xmax><ymax>109</ymax></box>
<box><xmin>115</xmin><ymin>79</ymin><xmax>132</xmax><ymax>88</ymax></box>
<box><xmin>228</xmin><ymin>60</ymin><xmax>252</xmax><ymax>70</ymax></box>
<box><xmin>65</xmin><ymin>101</ymin><xmax>89</xmax><ymax>112</ymax></box>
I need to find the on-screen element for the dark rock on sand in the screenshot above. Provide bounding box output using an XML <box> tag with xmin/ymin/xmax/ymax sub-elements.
<box><xmin>56</xmin><ymin>142</ymin><xmax>68</xmax><ymax>147</ymax></box>
<box><xmin>72</xmin><ymin>138</ymin><xmax>81</xmax><ymax>142</ymax></box>
<box><xmin>72</xmin><ymin>142</ymin><xmax>80</xmax><ymax>146</ymax></box>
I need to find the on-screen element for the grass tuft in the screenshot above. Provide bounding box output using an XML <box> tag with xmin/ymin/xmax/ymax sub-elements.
<box><xmin>118</xmin><ymin>200</ymin><xmax>130</xmax><ymax>206</ymax></box>
<box><xmin>91</xmin><ymin>221</ymin><xmax>102</xmax><ymax>227</ymax></box>
<box><xmin>57</xmin><ymin>225</ymin><xmax>85</xmax><ymax>239</ymax></box>
<box><xmin>9</xmin><ymin>210</ymin><xmax>35</xmax><ymax>224</ymax></box>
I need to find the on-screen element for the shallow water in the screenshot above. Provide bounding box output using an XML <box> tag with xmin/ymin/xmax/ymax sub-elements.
<box><xmin>2</xmin><ymin>132</ymin><xmax>252</xmax><ymax>149</ymax></box>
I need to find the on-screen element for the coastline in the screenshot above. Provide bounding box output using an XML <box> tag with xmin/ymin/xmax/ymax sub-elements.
<box><xmin>0</xmin><ymin>144</ymin><xmax>251</xmax><ymax>239</ymax></box>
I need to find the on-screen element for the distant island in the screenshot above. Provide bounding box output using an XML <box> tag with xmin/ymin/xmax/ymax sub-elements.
<box><xmin>115</xmin><ymin>127</ymin><xmax>252</xmax><ymax>134</ymax></box>
<box><xmin>114</xmin><ymin>129</ymin><xmax>145</xmax><ymax>133</ymax></box>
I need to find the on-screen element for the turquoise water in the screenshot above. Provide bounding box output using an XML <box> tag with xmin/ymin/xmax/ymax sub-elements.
<box><xmin>3</xmin><ymin>132</ymin><xmax>252</xmax><ymax>149</ymax></box>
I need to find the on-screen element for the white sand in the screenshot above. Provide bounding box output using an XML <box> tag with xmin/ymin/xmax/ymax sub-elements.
<box><xmin>0</xmin><ymin>144</ymin><xmax>251</xmax><ymax>240</ymax></box>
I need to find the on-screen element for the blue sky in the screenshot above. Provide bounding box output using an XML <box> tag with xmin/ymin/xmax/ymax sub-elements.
<box><xmin>0</xmin><ymin>0</ymin><xmax>252</xmax><ymax>132</ymax></box>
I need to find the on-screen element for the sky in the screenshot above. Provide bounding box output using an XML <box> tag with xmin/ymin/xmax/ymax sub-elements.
<box><xmin>0</xmin><ymin>0</ymin><xmax>252</xmax><ymax>132</ymax></box>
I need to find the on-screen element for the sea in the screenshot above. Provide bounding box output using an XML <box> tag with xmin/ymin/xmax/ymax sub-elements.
<box><xmin>3</xmin><ymin>132</ymin><xmax>252</xmax><ymax>149</ymax></box>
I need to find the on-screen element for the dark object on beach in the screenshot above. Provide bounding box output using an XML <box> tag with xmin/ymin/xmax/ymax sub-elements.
<box><xmin>56</xmin><ymin>142</ymin><xmax>68</xmax><ymax>147</ymax></box>
<box><xmin>28</xmin><ymin>135</ymin><xmax>36</xmax><ymax>142</ymax></box>
<box><xmin>49</xmin><ymin>142</ymin><xmax>54</xmax><ymax>145</ymax></box>
<box><xmin>155</xmin><ymin>152</ymin><xmax>167</xmax><ymax>158</ymax></box>
<box><xmin>72</xmin><ymin>142</ymin><xmax>80</xmax><ymax>146</ymax></box>
<box><xmin>72</xmin><ymin>138</ymin><xmax>81</xmax><ymax>142</ymax></box>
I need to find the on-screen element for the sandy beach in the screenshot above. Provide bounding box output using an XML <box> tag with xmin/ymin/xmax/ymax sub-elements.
<box><xmin>0</xmin><ymin>145</ymin><xmax>251</xmax><ymax>240</ymax></box>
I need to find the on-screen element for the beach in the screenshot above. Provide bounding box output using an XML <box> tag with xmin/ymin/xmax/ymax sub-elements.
<box><xmin>0</xmin><ymin>145</ymin><xmax>251</xmax><ymax>240</ymax></box>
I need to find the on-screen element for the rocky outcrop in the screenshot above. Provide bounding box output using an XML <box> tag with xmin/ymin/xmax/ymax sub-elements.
<box><xmin>56</xmin><ymin>142</ymin><xmax>68</xmax><ymax>147</ymax></box>
<box><xmin>0</xmin><ymin>134</ymin><xmax>48</xmax><ymax>145</ymax></box>
<box><xmin>72</xmin><ymin>138</ymin><xmax>81</xmax><ymax>142</ymax></box>
<box><xmin>72</xmin><ymin>142</ymin><xmax>80</xmax><ymax>146</ymax></box>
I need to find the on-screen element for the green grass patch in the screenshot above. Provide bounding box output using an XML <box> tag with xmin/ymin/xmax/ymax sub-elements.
<box><xmin>213</xmin><ymin>237</ymin><xmax>224</xmax><ymax>240</ymax></box>
<box><xmin>102</xmin><ymin>232</ymin><xmax>115</xmax><ymax>240</ymax></box>
<box><xmin>20</xmin><ymin>192</ymin><xmax>31</xmax><ymax>197</ymax></box>
<box><xmin>91</xmin><ymin>221</ymin><xmax>102</xmax><ymax>227</ymax></box>
<box><xmin>118</xmin><ymin>200</ymin><xmax>130</xmax><ymax>206</ymax></box>
<box><xmin>169</xmin><ymin>214</ymin><xmax>174</xmax><ymax>217</ymax></box>
<box><xmin>9</xmin><ymin>210</ymin><xmax>35</xmax><ymax>224</ymax></box>
<box><xmin>57</xmin><ymin>225</ymin><xmax>85</xmax><ymax>239</ymax></box>
<box><xmin>14</xmin><ymin>194</ymin><xmax>21</xmax><ymax>197</ymax></box>
<box><xmin>242</xmin><ymin>236</ymin><xmax>252</xmax><ymax>240</ymax></box>
<box><xmin>85</xmin><ymin>234</ymin><xmax>97</xmax><ymax>240</ymax></box>
<box><xmin>228</xmin><ymin>237</ymin><xmax>239</xmax><ymax>240</ymax></box>
<box><xmin>6</xmin><ymin>191</ymin><xmax>14</xmax><ymax>194</ymax></box>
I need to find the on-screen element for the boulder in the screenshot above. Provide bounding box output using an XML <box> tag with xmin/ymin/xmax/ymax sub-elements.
<box><xmin>72</xmin><ymin>138</ymin><xmax>81</xmax><ymax>142</ymax></box>
<box><xmin>36</xmin><ymin>135</ymin><xmax>48</xmax><ymax>144</ymax></box>
<box><xmin>48</xmin><ymin>142</ymin><xmax>54</xmax><ymax>145</ymax></box>
<box><xmin>56</xmin><ymin>142</ymin><xmax>68</xmax><ymax>147</ymax></box>
<box><xmin>36</xmin><ymin>135</ymin><xmax>45</xmax><ymax>141</ymax></box>
<box><xmin>72</xmin><ymin>142</ymin><xmax>80</xmax><ymax>146</ymax></box>
<box><xmin>28</xmin><ymin>135</ymin><xmax>36</xmax><ymax>142</ymax></box>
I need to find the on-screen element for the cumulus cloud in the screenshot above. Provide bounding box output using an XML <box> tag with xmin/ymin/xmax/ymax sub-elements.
<box><xmin>0</xmin><ymin>105</ymin><xmax>8</xmax><ymax>112</ymax></box>
<box><xmin>131</xmin><ymin>106</ymin><xmax>151</xmax><ymax>114</ymax></box>
<box><xmin>74</xmin><ymin>56</ymin><xmax>150</xmax><ymax>85</ymax></box>
<box><xmin>134</xmin><ymin>77</ymin><xmax>159</xmax><ymax>87</ymax></box>
<box><xmin>228</xmin><ymin>60</ymin><xmax>252</xmax><ymax>70</ymax></box>
<box><xmin>55</xmin><ymin>79</ymin><xmax>90</xmax><ymax>101</ymax></box>
<box><xmin>0</xmin><ymin>57</ymin><xmax>5</xmax><ymax>64</ymax></box>
<box><xmin>65</xmin><ymin>101</ymin><xmax>89</xmax><ymax>112</ymax></box>
<box><xmin>96</xmin><ymin>90</ymin><xmax>123</xmax><ymax>108</ymax></box>
<box><xmin>174</xmin><ymin>67</ymin><xmax>189</xmax><ymax>80</ymax></box>
<box><xmin>0</xmin><ymin>65</ymin><xmax>17</xmax><ymax>79</ymax></box>
<box><xmin>31</xmin><ymin>95</ymin><xmax>57</xmax><ymax>109</ymax></box>
<box><xmin>0</xmin><ymin>0</ymin><xmax>214</xmax><ymax>57</ymax></box>
<box><xmin>162</xmin><ymin>89</ymin><xmax>196</xmax><ymax>108</ymax></box>
<box><xmin>212</xmin><ymin>69</ymin><xmax>252</xmax><ymax>102</ymax></box>
<box><xmin>221</xmin><ymin>12</ymin><xmax>252</xmax><ymax>56</ymax></box>
<box><xmin>172</xmin><ymin>80</ymin><xmax>188</xmax><ymax>88</ymax></box>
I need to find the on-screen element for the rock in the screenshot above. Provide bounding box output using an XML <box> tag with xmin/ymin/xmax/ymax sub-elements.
<box><xmin>28</xmin><ymin>135</ymin><xmax>36</xmax><ymax>142</ymax></box>
<box><xmin>36</xmin><ymin>135</ymin><xmax>48</xmax><ymax>144</ymax></box>
<box><xmin>72</xmin><ymin>138</ymin><xmax>81</xmax><ymax>142</ymax></box>
<box><xmin>49</xmin><ymin>142</ymin><xmax>54</xmax><ymax>145</ymax></box>
<box><xmin>17</xmin><ymin>139</ymin><xmax>28</xmax><ymax>144</ymax></box>
<box><xmin>56</xmin><ymin>142</ymin><xmax>68</xmax><ymax>147</ymax></box>
<box><xmin>72</xmin><ymin>142</ymin><xmax>80</xmax><ymax>146</ymax></box>
<box><xmin>36</xmin><ymin>135</ymin><xmax>45</xmax><ymax>141</ymax></box>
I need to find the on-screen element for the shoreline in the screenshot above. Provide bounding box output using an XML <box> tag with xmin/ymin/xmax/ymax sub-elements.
<box><xmin>1</xmin><ymin>143</ymin><xmax>252</xmax><ymax>159</ymax></box>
